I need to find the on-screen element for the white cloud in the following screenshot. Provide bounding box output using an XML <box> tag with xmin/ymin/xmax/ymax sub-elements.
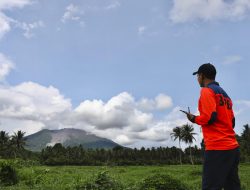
<box><xmin>137</xmin><ymin>98</ymin><xmax>155</xmax><ymax>110</ymax></box>
<box><xmin>86</xmin><ymin>1</ymin><xmax>121</xmax><ymax>12</ymax></box>
<box><xmin>233</xmin><ymin>100</ymin><xmax>250</xmax><ymax>134</ymax></box>
<box><xmin>0</xmin><ymin>81</ymin><xmax>73</xmax><ymax>136</ymax></box>
<box><xmin>138</xmin><ymin>26</ymin><xmax>147</xmax><ymax>35</ymax></box>
<box><xmin>0</xmin><ymin>0</ymin><xmax>32</xmax><ymax>10</ymax></box>
<box><xmin>105</xmin><ymin>1</ymin><xmax>121</xmax><ymax>10</ymax></box>
<box><xmin>61</xmin><ymin>4</ymin><xmax>84</xmax><ymax>23</ymax></box>
<box><xmin>0</xmin><ymin>0</ymin><xmax>39</xmax><ymax>40</ymax></box>
<box><xmin>0</xmin><ymin>53</ymin><xmax>15</xmax><ymax>81</ymax></box>
<box><xmin>170</xmin><ymin>0</ymin><xmax>250</xmax><ymax>23</ymax></box>
<box><xmin>137</xmin><ymin>94</ymin><xmax>172</xmax><ymax>111</ymax></box>
<box><xmin>0</xmin><ymin>82</ymin><xmax>72</xmax><ymax>121</ymax></box>
<box><xmin>115</xmin><ymin>134</ymin><xmax>135</xmax><ymax>145</ymax></box>
<box><xmin>234</xmin><ymin>100</ymin><xmax>250</xmax><ymax>115</ymax></box>
<box><xmin>0</xmin><ymin>118</ymin><xmax>45</xmax><ymax>136</ymax></box>
<box><xmin>60</xmin><ymin>1</ymin><xmax>120</xmax><ymax>26</ymax></box>
<box><xmin>74</xmin><ymin>92</ymin><xmax>153</xmax><ymax>130</ymax></box>
<box><xmin>77</xmin><ymin>109</ymin><xmax>188</xmax><ymax>147</ymax></box>
<box><xmin>14</xmin><ymin>20</ymin><xmax>44</xmax><ymax>39</ymax></box>
<box><xmin>155</xmin><ymin>94</ymin><xmax>173</xmax><ymax>110</ymax></box>
<box><xmin>0</xmin><ymin>13</ymin><xmax>11</xmax><ymax>39</ymax></box>
<box><xmin>73</xmin><ymin>104</ymin><xmax>198</xmax><ymax>147</ymax></box>
<box><xmin>135</xmin><ymin>122</ymin><xmax>172</xmax><ymax>142</ymax></box>
<box><xmin>235</xmin><ymin>100</ymin><xmax>250</xmax><ymax>107</ymax></box>
<box><xmin>222</xmin><ymin>55</ymin><xmax>242</xmax><ymax>65</ymax></box>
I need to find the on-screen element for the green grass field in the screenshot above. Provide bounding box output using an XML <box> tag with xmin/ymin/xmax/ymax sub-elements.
<box><xmin>1</xmin><ymin>163</ymin><xmax>250</xmax><ymax>190</ymax></box>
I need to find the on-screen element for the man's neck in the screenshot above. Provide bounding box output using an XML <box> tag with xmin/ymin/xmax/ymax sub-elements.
<box><xmin>204</xmin><ymin>79</ymin><xmax>215</xmax><ymax>87</ymax></box>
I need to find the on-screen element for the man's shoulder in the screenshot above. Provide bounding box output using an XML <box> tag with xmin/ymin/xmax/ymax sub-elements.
<box><xmin>200</xmin><ymin>87</ymin><xmax>215</xmax><ymax>95</ymax></box>
<box><xmin>207</xmin><ymin>83</ymin><xmax>230</xmax><ymax>99</ymax></box>
<box><xmin>207</xmin><ymin>83</ymin><xmax>222</xmax><ymax>94</ymax></box>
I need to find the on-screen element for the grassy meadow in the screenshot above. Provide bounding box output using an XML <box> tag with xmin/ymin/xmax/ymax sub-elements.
<box><xmin>0</xmin><ymin>160</ymin><xmax>249</xmax><ymax>190</ymax></box>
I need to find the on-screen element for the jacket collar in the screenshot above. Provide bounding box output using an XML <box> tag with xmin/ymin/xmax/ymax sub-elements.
<box><xmin>208</xmin><ymin>81</ymin><xmax>220</xmax><ymax>86</ymax></box>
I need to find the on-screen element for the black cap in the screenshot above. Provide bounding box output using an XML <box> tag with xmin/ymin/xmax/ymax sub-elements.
<box><xmin>193</xmin><ymin>63</ymin><xmax>216</xmax><ymax>79</ymax></box>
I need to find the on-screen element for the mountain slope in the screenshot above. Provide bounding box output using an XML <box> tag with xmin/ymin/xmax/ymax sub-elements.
<box><xmin>24</xmin><ymin>128</ymin><xmax>121</xmax><ymax>152</ymax></box>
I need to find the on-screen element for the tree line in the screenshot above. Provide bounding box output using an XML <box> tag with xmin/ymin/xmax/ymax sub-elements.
<box><xmin>39</xmin><ymin>143</ymin><xmax>203</xmax><ymax>166</ymax></box>
<box><xmin>0</xmin><ymin>124</ymin><xmax>249</xmax><ymax>165</ymax></box>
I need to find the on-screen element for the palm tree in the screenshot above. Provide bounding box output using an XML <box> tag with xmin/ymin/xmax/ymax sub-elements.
<box><xmin>0</xmin><ymin>131</ymin><xmax>10</xmax><ymax>157</ymax></box>
<box><xmin>10</xmin><ymin>130</ymin><xmax>26</xmax><ymax>158</ymax></box>
<box><xmin>171</xmin><ymin>126</ymin><xmax>183</xmax><ymax>164</ymax></box>
<box><xmin>11</xmin><ymin>130</ymin><xmax>26</xmax><ymax>149</ymax></box>
<box><xmin>181</xmin><ymin>124</ymin><xmax>197</xmax><ymax>165</ymax></box>
<box><xmin>0</xmin><ymin>131</ymin><xmax>9</xmax><ymax>146</ymax></box>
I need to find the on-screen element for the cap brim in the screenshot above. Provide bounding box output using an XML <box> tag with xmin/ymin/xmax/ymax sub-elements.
<box><xmin>192</xmin><ymin>71</ymin><xmax>198</xmax><ymax>75</ymax></box>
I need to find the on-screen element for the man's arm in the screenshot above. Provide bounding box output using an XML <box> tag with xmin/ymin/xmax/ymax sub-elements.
<box><xmin>191</xmin><ymin>88</ymin><xmax>217</xmax><ymax>125</ymax></box>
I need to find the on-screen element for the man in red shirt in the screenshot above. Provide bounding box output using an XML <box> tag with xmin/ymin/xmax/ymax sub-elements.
<box><xmin>186</xmin><ymin>63</ymin><xmax>241</xmax><ymax>190</ymax></box>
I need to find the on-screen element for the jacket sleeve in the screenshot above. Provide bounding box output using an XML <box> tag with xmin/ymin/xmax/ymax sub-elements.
<box><xmin>194</xmin><ymin>88</ymin><xmax>217</xmax><ymax>126</ymax></box>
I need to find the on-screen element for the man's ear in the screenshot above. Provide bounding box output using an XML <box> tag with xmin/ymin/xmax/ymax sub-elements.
<box><xmin>200</xmin><ymin>73</ymin><xmax>205</xmax><ymax>80</ymax></box>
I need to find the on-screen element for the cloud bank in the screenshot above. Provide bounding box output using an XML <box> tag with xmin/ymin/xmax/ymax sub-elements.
<box><xmin>170</xmin><ymin>0</ymin><xmax>250</xmax><ymax>23</ymax></box>
<box><xmin>0</xmin><ymin>57</ymin><xmax>192</xmax><ymax>147</ymax></box>
<box><xmin>0</xmin><ymin>81</ymin><xmax>186</xmax><ymax>147</ymax></box>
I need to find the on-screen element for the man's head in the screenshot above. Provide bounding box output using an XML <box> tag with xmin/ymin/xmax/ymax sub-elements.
<box><xmin>193</xmin><ymin>63</ymin><xmax>216</xmax><ymax>87</ymax></box>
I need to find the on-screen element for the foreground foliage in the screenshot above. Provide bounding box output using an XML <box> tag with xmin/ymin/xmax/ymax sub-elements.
<box><xmin>0</xmin><ymin>161</ymin><xmax>18</xmax><ymax>186</ymax></box>
<box><xmin>138</xmin><ymin>173</ymin><xmax>190</xmax><ymax>190</ymax></box>
<box><xmin>0</xmin><ymin>159</ymin><xmax>249</xmax><ymax>190</ymax></box>
<box><xmin>77</xmin><ymin>170</ymin><xmax>124</xmax><ymax>190</ymax></box>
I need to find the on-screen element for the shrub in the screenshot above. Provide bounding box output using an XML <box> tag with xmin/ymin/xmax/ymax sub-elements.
<box><xmin>77</xmin><ymin>170</ymin><xmax>123</xmax><ymax>190</ymax></box>
<box><xmin>138</xmin><ymin>173</ymin><xmax>190</xmax><ymax>190</ymax></box>
<box><xmin>0</xmin><ymin>161</ymin><xmax>18</xmax><ymax>186</ymax></box>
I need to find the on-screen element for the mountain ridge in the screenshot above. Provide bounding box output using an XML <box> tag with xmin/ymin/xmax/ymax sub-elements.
<box><xmin>24</xmin><ymin>128</ymin><xmax>121</xmax><ymax>152</ymax></box>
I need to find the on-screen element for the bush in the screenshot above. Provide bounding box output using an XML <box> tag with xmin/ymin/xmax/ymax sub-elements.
<box><xmin>138</xmin><ymin>173</ymin><xmax>190</xmax><ymax>190</ymax></box>
<box><xmin>0</xmin><ymin>161</ymin><xmax>18</xmax><ymax>186</ymax></box>
<box><xmin>77</xmin><ymin>170</ymin><xmax>123</xmax><ymax>190</ymax></box>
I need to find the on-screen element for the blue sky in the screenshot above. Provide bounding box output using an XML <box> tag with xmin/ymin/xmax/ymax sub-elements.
<box><xmin>0</xmin><ymin>0</ymin><xmax>250</xmax><ymax>148</ymax></box>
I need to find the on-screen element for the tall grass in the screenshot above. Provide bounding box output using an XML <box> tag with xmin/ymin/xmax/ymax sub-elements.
<box><xmin>0</xmin><ymin>161</ymin><xmax>249</xmax><ymax>190</ymax></box>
